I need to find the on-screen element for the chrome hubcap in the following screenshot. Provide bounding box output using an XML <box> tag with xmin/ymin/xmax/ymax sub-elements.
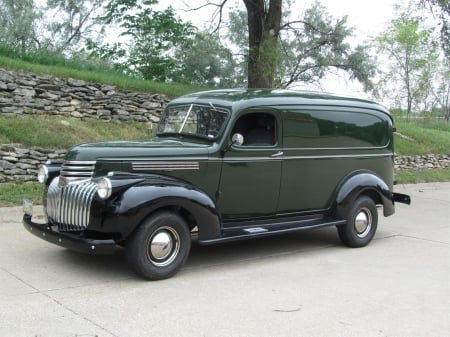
<box><xmin>355</xmin><ymin>208</ymin><xmax>372</xmax><ymax>238</ymax></box>
<box><xmin>147</xmin><ymin>226</ymin><xmax>180</xmax><ymax>267</ymax></box>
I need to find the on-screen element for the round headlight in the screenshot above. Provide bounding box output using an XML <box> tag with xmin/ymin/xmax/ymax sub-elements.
<box><xmin>97</xmin><ymin>177</ymin><xmax>112</xmax><ymax>200</ymax></box>
<box><xmin>37</xmin><ymin>165</ymin><xmax>49</xmax><ymax>184</ymax></box>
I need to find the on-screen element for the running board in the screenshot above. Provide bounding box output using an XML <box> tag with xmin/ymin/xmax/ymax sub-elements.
<box><xmin>199</xmin><ymin>218</ymin><xmax>346</xmax><ymax>245</ymax></box>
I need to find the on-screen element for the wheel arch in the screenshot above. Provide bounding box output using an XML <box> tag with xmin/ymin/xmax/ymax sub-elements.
<box><xmin>333</xmin><ymin>170</ymin><xmax>394</xmax><ymax>219</ymax></box>
<box><xmin>108</xmin><ymin>179</ymin><xmax>222</xmax><ymax>242</ymax></box>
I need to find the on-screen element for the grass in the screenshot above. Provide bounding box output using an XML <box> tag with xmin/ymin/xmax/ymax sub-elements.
<box><xmin>395</xmin><ymin>168</ymin><xmax>450</xmax><ymax>184</ymax></box>
<box><xmin>394</xmin><ymin>120</ymin><xmax>450</xmax><ymax>155</ymax></box>
<box><xmin>0</xmin><ymin>55</ymin><xmax>202</xmax><ymax>98</ymax></box>
<box><xmin>0</xmin><ymin>182</ymin><xmax>43</xmax><ymax>207</ymax></box>
<box><xmin>0</xmin><ymin>115</ymin><xmax>150</xmax><ymax>148</ymax></box>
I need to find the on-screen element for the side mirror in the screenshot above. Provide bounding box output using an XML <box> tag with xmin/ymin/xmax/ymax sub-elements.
<box><xmin>231</xmin><ymin>133</ymin><xmax>244</xmax><ymax>146</ymax></box>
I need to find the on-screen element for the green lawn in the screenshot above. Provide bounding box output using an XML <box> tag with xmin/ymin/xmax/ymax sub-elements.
<box><xmin>394</xmin><ymin>120</ymin><xmax>450</xmax><ymax>155</ymax></box>
<box><xmin>0</xmin><ymin>115</ymin><xmax>151</xmax><ymax>148</ymax></box>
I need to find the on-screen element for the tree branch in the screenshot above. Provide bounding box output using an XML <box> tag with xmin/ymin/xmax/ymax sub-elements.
<box><xmin>180</xmin><ymin>0</ymin><xmax>228</xmax><ymax>32</ymax></box>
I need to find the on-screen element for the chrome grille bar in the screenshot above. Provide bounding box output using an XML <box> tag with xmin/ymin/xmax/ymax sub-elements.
<box><xmin>60</xmin><ymin>160</ymin><xmax>96</xmax><ymax>180</ymax></box>
<box><xmin>46</xmin><ymin>177</ymin><xmax>97</xmax><ymax>231</ymax></box>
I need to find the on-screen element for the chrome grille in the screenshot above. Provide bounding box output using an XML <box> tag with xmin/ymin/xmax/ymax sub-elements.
<box><xmin>46</xmin><ymin>177</ymin><xmax>97</xmax><ymax>231</ymax></box>
<box><xmin>60</xmin><ymin>160</ymin><xmax>96</xmax><ymax>181</ymax></box>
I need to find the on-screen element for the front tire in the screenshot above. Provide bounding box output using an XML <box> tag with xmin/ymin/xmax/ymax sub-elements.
<box><xmin>126</xmin><ymin>211</ymin><xmax>191</xmax><ymax>280</ymax></box>
<box><xmin>338</xmin><ymin>196</ymin><xmax>378</xmax><ymax>248</ymax></box>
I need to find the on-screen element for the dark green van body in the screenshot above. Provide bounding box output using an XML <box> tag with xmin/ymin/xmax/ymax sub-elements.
<box><xmin>23</xmin><ymin>89</ymin><xmax>410</xmax><ymax>278</ymax></box>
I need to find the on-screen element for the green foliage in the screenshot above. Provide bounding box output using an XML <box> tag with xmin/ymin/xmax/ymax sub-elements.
<box><xmin>173</xmin><ymin>32</ymin><xmax>240</xmax><ymax>88</ymax></box>
<box><xmin>0</xmin><ymin>0</ymin><xmax>42</xmax><ymax>53</ymax></box>
<box><xmin>420</xmin><ymin>0</ymin><xmax>450</xmax><ymax>63</ymax></box>
<box><xmin>279</xmin><ymin>2</ymin><xmax>375</xmax><ymax>89</ymax></box>
<box><xmin>91</xmin><ymin>0</ymin><xmax>196</xmax><ymax>82</ymax></box>
<box><xmin>44</xmin><ymin>0</ymin><xmax>104</xmax><ymax>53</ymax></box>
<box><xmin>376</xmin><ymin>12</ymin><xmax>439</xmax><ymax>115</ymax></box>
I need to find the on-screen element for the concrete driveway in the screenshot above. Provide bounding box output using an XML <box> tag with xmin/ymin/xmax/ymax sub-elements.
<box><xmin>0</xmin><ymin>182</ymin><xmax>449</xmax><ymax>337</ymax></box>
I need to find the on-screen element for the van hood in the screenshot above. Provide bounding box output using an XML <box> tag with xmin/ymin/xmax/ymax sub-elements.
<box><xmin>65</xmin><ymin>138</ymin><xmax>213</xmax><ymax>161</ymax></box>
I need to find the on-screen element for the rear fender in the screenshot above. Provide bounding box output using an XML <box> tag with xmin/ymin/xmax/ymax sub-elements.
<box><xmin>334</xmin><ymin>171</ymin><xmax>394</xmax><ymax>218</ymax></box>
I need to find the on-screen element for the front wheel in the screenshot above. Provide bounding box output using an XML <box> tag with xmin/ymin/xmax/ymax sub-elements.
<box><xmin>337</xmin><ymin>196</ymin><xmax>378</xmax><ymax>248</ymax></box>
<box><xmin>126</xmin><ymin>211</ymin><xmax>191</xmax><ymax>280</ymax></box>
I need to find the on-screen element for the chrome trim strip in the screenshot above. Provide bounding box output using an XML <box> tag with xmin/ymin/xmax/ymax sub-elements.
<box><xmin>282</xmin><ymin>153</ymin><xmax>391</xmax><ymax>160</ymax></box>
<box><xmin>61</xmin><ymin>165</ymin><xmax>95</xmax><ymax>170</ymax></box>
<box><xmin>62</xmin><ymin>160</ymin><xmax>96</xmax><ymax>165</ymax></box>
<box><xmin>219</xmin><ymin>153</ymin><xmax>391</xmax><ymax>162</ymax></box>
<box><xmin>60</xmin><ymin>171</ymin><xmax>93</xmax><ymax>176</ymax></box>
<box><xmin>132</xmin><ymin>161</ymin><xmax>200</xmax><ymax>171</ymax></box>
<box><xmin>102</xmin><ymin>157</ymin><xmax>209</xmax><ymax>161</ymax></box>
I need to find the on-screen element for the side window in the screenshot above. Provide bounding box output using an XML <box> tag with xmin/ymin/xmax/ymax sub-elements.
<box><xmin>232</xmin><ymin>113</ymin><xmax>276</xmax><ymax>146</ymax></box>
<box><xmin>283</xmin><ymin>109</ymin><xmax>390</xmax><ymax>148</ymax></box>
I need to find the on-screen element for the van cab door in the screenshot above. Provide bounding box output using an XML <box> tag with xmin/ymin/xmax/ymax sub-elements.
<box><xmin>217</xmin><ymin>111</ymin><xmax>282</xmax><ymax>221</ymax></box>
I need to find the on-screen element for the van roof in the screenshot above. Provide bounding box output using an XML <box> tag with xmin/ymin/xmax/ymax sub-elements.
<box><xmin>170</xmin><ymin>89</ymin><xmax>390</xmax><ymax>116</ymax></box>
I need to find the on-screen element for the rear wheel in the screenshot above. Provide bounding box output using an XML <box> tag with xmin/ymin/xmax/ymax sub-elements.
<box><xmin>338</xmin><ymin>196</ymin><xmax>378</xmax><ymax>248</ymax></box>
<box><xmin>126</xmin><ymin>211</ymin><xmax>191</xmax><ymax>280</ymax></box>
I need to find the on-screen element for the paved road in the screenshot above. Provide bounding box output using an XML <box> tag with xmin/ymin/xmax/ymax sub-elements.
<box><xmin>0</xmin><ymin>183</ymin><xmax>449</xmax><ymax>337</ymax></box>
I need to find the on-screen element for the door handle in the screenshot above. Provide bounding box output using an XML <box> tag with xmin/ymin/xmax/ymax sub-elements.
<box><xmin>271</xmin><ymin>151</ymin><xmax>284</xmax><ymax>157</ymax></box>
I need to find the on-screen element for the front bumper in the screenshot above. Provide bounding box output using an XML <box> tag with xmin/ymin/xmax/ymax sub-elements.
<box><xmin>23</xmin><ymin>214</ymin><xmax>118</xmax><ymax>255</ymax></box>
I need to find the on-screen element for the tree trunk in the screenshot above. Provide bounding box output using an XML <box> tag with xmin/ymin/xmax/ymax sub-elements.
<box><xmin>243</xmin><ymin>0</ymin><xmax>282</xmax><ymax>88</ymax></box>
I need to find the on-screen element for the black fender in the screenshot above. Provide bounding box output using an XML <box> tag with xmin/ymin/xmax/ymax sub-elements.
<box><xmin>89</xmin><ymin>174</ymin><xmax>221</xmax><ymax>242</ymax></box>
<box><xmin>333</xmin><ymin>171</ymin><xmax>394</xmax><ymax>218</ymax></box>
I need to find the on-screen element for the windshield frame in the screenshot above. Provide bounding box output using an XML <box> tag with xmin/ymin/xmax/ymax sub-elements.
<box><xmin>157</xmin><ymin>103</ymin><xmax>231</xmax><ymax>141</ymax></box>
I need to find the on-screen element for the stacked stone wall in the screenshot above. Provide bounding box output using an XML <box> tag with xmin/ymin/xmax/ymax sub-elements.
<box><xmin>0</xmin><ymin>68</ymin><xmax>168</xmax><ymax>122</ymax></box>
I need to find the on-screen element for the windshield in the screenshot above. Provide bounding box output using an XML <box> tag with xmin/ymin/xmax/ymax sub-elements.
<box><xmin>157</xmin><ymin>104</ymin><xmax>229</xmax><ymax>140</ymax></box>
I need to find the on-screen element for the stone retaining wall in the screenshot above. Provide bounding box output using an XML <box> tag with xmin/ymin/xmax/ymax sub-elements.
<box><xmin>0</xmin><ymin>68</ymin><xmax>168</xmax><ymax>122</ymax></box>
<box><xmin>1</xmin><ymin>142</ymin><xmax>448</xmax><ymax>182</ymax></box>
<box><xmin>394</xmin><ymin>154</ymin><xmax>450</xmax><ymax>170</ymax></box>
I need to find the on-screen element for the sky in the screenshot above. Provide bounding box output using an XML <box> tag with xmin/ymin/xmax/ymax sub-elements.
<box><xmin>159</xmin><ymin>0</ymin><xmax>406</xmax><ymax>99</ymax></box>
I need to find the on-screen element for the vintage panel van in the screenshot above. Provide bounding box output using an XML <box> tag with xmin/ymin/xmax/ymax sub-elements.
<box><xmin>23</xmin><ymin>89</ymin><xmax>411</xmax><ymax>280</ymax></box>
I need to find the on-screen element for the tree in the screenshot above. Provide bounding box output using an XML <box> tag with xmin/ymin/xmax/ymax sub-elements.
<box><xmin>376</xmin><ymin>13</ymin><xmax>439</xmax><ymax>117</ymax></box>
<box><xmin>224</xmin><ymin>1</ymin><xmax>374</xmax><ymax>89</ymax></box>
<box><xmin>420</xmin><ymin>0</ymin><xmax>450</xmax><ymax>63</ymax></box>
<box><xmin>278</xmin><ymin>2</ymin><xmax>374</xmax><ymax>89</ymax></box>
<box><xmin>173</xmin><ymin>32</ymin><xmax>240</xmax><ymax>87</ymax></box>
<box><xmin>0</xmin><ymin>0</ymin><xmax>42</xmax><ymax>53</ymax></box>
<box><xmin>92</xmin><ymin>0</ymin><xmax>196</xmax><ymax>81</ymax></box>
<box><xmin>434</xmin><ymin>65</ymin><xmax>450</xmax><ymax>120</ymax></box>
<box><xmin>243</xmin><ymin>0</ymin><xmax>282</xmax><ymax>88</ymax></box>
<box><xmin>44</xmin><ymin>0</ymin><xmax>104</xmax><ymax>53</ymax></box>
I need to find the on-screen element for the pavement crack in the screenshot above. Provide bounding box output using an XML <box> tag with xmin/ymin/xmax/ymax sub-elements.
<box><xmin>1</xmin><ymin>266</ymin><xmax>119</xmax><ymax>337</ymax></box>
<box><xmin>376</xmin><ymin>234</ymin><xmax>449</xmax><ymax>246</ymax></box>
<box><xmin>397</xmin><ymin>234</ymin><xmax>449</xmax><ymax>246</ymax></box>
